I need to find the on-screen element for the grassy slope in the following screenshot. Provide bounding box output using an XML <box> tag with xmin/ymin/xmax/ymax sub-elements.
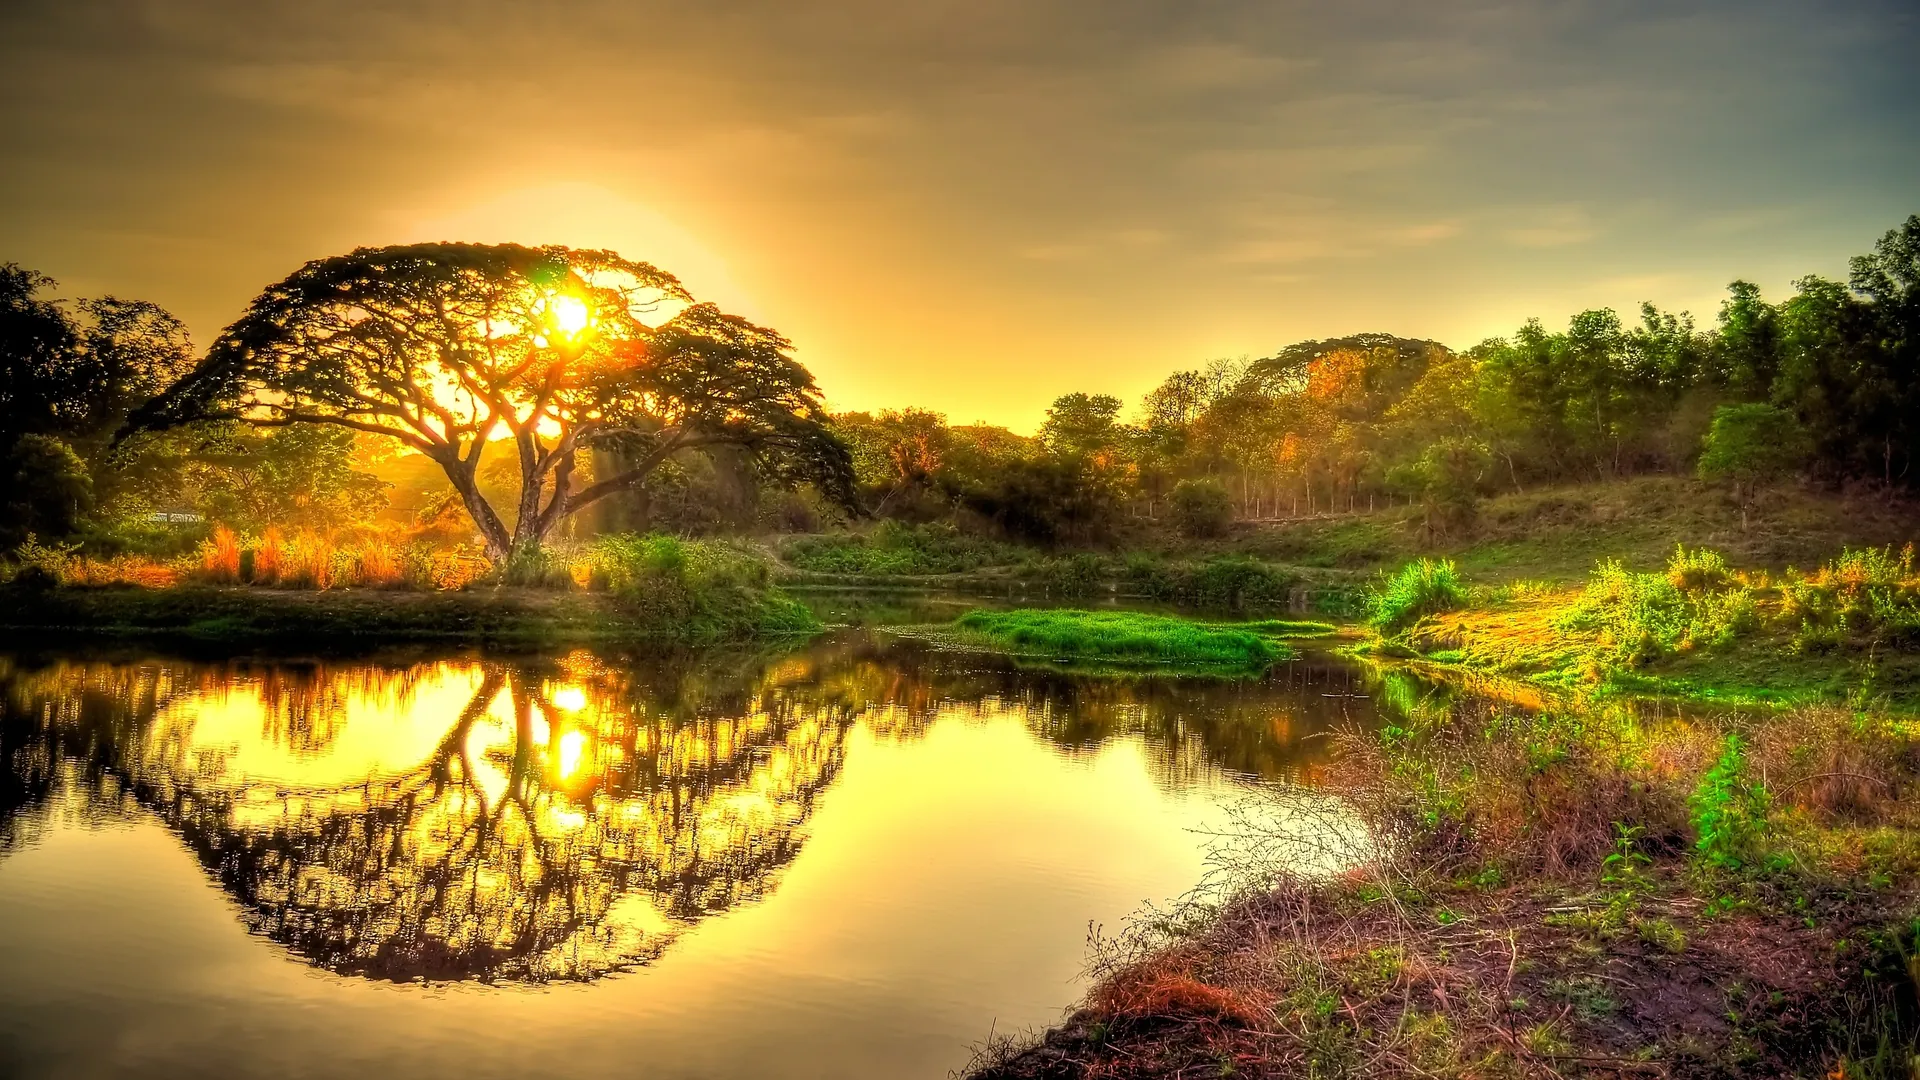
<box><xmin>1395</xmin><ymin>589</ymin><xmax>1920</xmax><ymax>712</ymax></box>
<box><xmin>1215</xmin><ymin>475</ymin><xmax>1920</xmax><ymax>584</ymax></box>
<box><xmin>776</xmin><ymin>478</ymin><xmax>1920</xmax><ymax>614</ymax></box>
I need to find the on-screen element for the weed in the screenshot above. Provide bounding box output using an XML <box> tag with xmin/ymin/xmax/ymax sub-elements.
<box><xmin>1368</xmin><ymin>559</ymin><xmax>1468</xmax><ymax>636</ymax></box>
<box><xmin>951</xmin><ymin>609</ymin><xmax>1288</xmax><ymax>669</ymax></box>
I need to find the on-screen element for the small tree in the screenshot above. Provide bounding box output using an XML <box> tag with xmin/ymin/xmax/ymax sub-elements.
<box><xmin>1168</xmin><ymin>478</ymin><xmax>1233</xmax><ymax>538</ymax></box>
<box><xmin>1697</xmin><ymin>403</ymin><xmax>1808</xmax><ymax>530</ymax></box>
<box><xmin>131</xmin><ymin>243</ymin><xmax>855</xmax><ymax>562</ymax></box>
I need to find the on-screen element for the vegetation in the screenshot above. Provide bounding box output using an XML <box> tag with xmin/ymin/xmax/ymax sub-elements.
<box><xmin>0</xmin><ymin>530</ymin><xmax>817</xmax><ymax>645</ymax></box>
<box><xmin>973</xmin><ymin>666</ymin><xmax>1920</xmax><ymax>1080</ymax></box>
<box><xmin>122</xmin><ymin>243</ymin><xmax>855</xmax><ymax>562</ymax></box>
<box><xmin>947</xmin><ymin>609</ymin><xmax>1294</xmax><ymax>670</ymax></box>
<box><xmin>1366</xmin><ymin>558</ymin><xmax>1467</xmax><ymax>635</ymax></box>
<box><xmin>833</xmin><ymin>215</ymin><xmax>1920</xmax><ymax>549</ymax></box>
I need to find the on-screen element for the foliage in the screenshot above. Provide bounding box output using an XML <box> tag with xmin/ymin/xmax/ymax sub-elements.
<box><xmin>1697</xmin><ymin>403</ymin><xmax>1810</xmax><ymax>522</ymax></box>
<box><xmin>782</xmin><ymin>520</ymin><xmax>1019</xmax><ymax>575</ymax></box>
<box><xmin>1689</xmin><ymin>734</ymin><xmax>1772</xmax><ymax>870</ymax></box>
<box><xmin>128</xmin><ymin>243</ymin><xmax>855</xmax><ymax>561</ymax></box>
<box><xmin>1124</xmin><ymin>554</ymin><xmax>1298</xmax><ymax>608</ymax></box>
<box><xmin>1781</xmin><ymin>544</ymin><xmax>1920</xmax><ymax>648</ymax></box>
<box><xmin>1557</xmin><ymin>547</ymin><xmax>1758</xmax><ymax>665</ymax></box>
<box><xmin>950</xmin><ymin>609</ymin><xmax>1286</xmax><ymax>669</ymax></box>
<box><xmin>1168</xmin><ymin>478</ymin><xmax>1233</xmax><ymax>538</ymax></box>
<box><xmin>1367</xmin><ymin>559</ymin><xmax>1468</xmax><ymax>636</ymax></box>
<box><xmin>586</xmin><ymin>534</ymin><xmax>820</xmax><ymax>643</ymax></box>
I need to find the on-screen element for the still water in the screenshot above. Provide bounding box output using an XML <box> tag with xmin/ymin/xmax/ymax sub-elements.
<box><xmin>0</xmin><ymin>628</ymin><xmax>1385</xmax><ymax>1080</ymax></box>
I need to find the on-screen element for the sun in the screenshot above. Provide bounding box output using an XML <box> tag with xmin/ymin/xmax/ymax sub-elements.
<box><xmin>549</xmin><ymin>294</ymin><xmax>590</xmax><ymax>337</ymax></box>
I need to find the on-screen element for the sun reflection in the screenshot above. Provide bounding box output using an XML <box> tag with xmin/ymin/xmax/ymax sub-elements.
<box><xmin>557</xmin><ymin>729</ymin><xmax>588</xmax><ymax>779</ymax></box>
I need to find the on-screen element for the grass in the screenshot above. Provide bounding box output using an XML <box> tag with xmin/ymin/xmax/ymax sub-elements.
<box><xmin>1384</xmin><ymin>543</ymin><xmax>1920</xmax><ymax>712</ymax></box>
<box><xmin>1367</xmin><ymin>558</ymin><xmax>1468</xmax><ymax>636</ymax></box>
<box><xmin>0</xmin><ymin>532</ymin><xmax>822</xmax><ymax>647</ymax></box>
<box><xmin>948</xmin><ymin>609</ymin><xmax>1295</xmax><ymax>670</ymax></box>
<box><xmin>970</xmin><ymin>659</ymin><xmax>1920</xmax><ymax>1080</ymax></box>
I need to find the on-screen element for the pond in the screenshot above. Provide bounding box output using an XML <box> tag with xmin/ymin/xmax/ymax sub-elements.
<box><xmin>0</xmin><ymin>625</ymin><xmax>1399</xmax><ymax>1080</ymax></box>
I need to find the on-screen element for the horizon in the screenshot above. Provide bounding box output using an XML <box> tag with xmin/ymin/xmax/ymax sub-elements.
<box><xmin>4</xmin><ymin>1</ymin><xmax>1917</xmax><ymax>433</ymax></box>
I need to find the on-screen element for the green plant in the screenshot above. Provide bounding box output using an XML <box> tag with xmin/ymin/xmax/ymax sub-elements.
<box><xmin>1691</xmin><ymin>734</ymin><xmax>1771</xmax><ymax>870</ymax></box>
<box><xmin>589</xmin><ymin>533</ymin><xmax>821</xmax><ymax>643</ymax></box>
<box><xmin>950</xmin><ymin>609</ymin><xmax>1286</xmax><ymax>669</ymax></box>
<box><xmin>1368</xmin><ymin>558</ymin><xmax>1468</xmax><ymax>636</ymax></box>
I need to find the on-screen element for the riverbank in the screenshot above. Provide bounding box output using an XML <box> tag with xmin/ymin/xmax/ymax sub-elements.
<box><xmin>0</xmin><ymin>583</ymin><xmax>822</xmax><ymax>648</ymax></box>
<box><xmin>969</xmin><ymin>668</ymin><xmax>1920</xmax><ymax>1079</ymax></box>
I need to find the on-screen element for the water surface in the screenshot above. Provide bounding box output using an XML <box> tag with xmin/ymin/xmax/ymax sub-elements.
<box><xmin>0</xmin><ymin>629</ymin><xmax>1386</xmax><ymax>1080</ymax></box>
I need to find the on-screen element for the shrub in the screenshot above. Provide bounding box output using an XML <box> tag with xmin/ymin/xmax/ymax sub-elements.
<box><xmin>1167</xmin><ymin>478</ymin><xmax>1233</xmax><ymax>538</ymax></box>
<box><xmin>781</xmin><ymin>521</ymin><xmax>1019</xmax><ymax>576</ymax></box>
<box><xmin>1367</xmin><ymin>559</ymin><xmax>1467</xmax><ymax>636</ymax></box>
<box><xmin>1781</xmin><ymin>545</ymin><xmax>1920</xmax><ymax>646</ymax></box>
<box><xmin>1558</xmin><ymin>548</ymin><xmax>1756</xmax><ymax>665</ymax></box>
<box><xmin>588</xmin><ymin>534</ymin><xmax>820</xmax><ymax>643</ymax></box>
<box><xmin>1123</xmin><ymin>554</ymin><xmax>1296</xmax><ymax>608</ymax></box>
<box><xmin>1024</xmin><ymin>553</ymin><xmax>1107</xmax><ymax>598</ymax></box>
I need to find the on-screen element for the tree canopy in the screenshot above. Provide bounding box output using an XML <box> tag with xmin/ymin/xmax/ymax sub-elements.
<box><xmin>131</xmin><ymin>243</ymin><xmax>855</xmax><ymax>559</ymax></box>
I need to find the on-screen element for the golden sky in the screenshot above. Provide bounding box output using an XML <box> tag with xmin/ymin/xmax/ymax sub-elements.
<box><xmin>2</xmin><ymin>1</ymin><xmax>1916</xmax><ymax>431</ymax></box>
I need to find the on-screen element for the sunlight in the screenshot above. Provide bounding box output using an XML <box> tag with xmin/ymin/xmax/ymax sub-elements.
<box><xmin>557</xmin><ymin>729</ymin><xmax>588</xmax><ymax>779</ymax></box>
<box><xmin>548</xmin><ymin>294</ymin><xmax>590</xmax><ymax>338</ymax></box>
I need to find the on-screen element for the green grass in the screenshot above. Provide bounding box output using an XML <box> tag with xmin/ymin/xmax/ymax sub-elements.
<box><xmin>1367</xmin><ymin>558</ymin><xmax>1469</xmax><ymax>635</ymax></box>
<box><xmin>949</xmin><ymin>609</ymin><xmax>1292</xmax><ymax>669</ymax></box>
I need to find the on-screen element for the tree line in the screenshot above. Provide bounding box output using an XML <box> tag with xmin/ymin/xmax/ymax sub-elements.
<box><xmin>836</xmin><ymin>214</ymin><xmax>1920</xmax><ymax>540</ymax></box>
<box><xmin>1</xmin><ymin>216</ymin><xmax>1915</xmax><ymax>560</ymax></box>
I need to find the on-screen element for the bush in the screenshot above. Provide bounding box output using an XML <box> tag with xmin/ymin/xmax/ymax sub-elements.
<box><xmin>1167</xmin><ymin>479</ymin><xmax>1233</xmax><ymax>538</ymax></box>
<box><xmin>1558</xmin><ymin>547</ymin><xmax>1756</xmax><ymax>665</ymax></box>
<box><xmin>782</xmin><ymin>521</ymin><xmax>1019</xmax><ymax>576</ymax></box>
<box><xmin>1123</xmin><ymin>554</ymin><xmax>1296</xmax><ymax>608</ymax></box>
<box><xmin>1367</xmin><ymin>559</ymin><xmax>1467</xmax><ymax>636</ymax></box>
<box><xmin>588</xmin><ymin>533</ymin><xmax>820</xmax><ymax>643</ymax></box>
<box><xmin>1781</xmin><ymin>545</ymin><xmax>1920</xmax><ymax>646</ymax></box>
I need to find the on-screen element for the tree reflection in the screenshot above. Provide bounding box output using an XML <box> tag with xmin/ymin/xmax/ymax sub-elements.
<box><xmin>0</xmin><ymin>632</ymin><xmax>1370</xmax><ymax>985</ymax></box>
<box><xmin>0</xmin><ymin>650</ymin><xmax>855</xmax><ymax>983</ymax></box>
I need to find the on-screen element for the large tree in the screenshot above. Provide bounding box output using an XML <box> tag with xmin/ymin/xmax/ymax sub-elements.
<box><xmin>132</xmin><ymin>243</ymin><xmax>855</xmax><ymax>560</ymax></box>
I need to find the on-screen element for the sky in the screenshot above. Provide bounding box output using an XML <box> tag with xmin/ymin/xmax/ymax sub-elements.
<box><xmin>2</xmin><ymin>1</ymin><xmax>1916</xmax><ymax>432</ymax></box>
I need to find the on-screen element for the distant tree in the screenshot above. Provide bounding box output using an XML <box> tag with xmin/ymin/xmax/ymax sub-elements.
<box><xmin>1697</xmin><ymin>403</ymin><xmax>1809</xmax><ymax>529</ymax></box>
<box><xmin>132</xmin><ymin>243</ymin><xmax>855</xmax><ymax>561</ymax></box>
<box><xmin>1167</xmin><ymin>478</ymin><xmax>1233</xmax><ymax>539</ymax></box>
<box><xmin>0</xmin><ymin>266</ymin><xmax>199</xmax><ymax>542</ymax></box>
<box><xmin>1038</xmin><ymin>393</ymin><xmax>1125</xmax><ymax>459</ymax></box>
<box><xmin>1385</xmin><ymin>437</ymin><xmax>1489</xmax><ymax>541</ymax></box>
<box><xmin>185</xmin><ymin>424</ymin><xmax>390</xmax><ymax>531</ymax></box>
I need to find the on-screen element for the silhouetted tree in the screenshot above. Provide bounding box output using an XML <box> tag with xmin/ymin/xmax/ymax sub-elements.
<box><xmin>132</xmin><ymin>243</ymin><xmax>855</xmax><ymax>561</ymax></box>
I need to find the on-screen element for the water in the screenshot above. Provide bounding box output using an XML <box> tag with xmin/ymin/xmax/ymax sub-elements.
<box><xmin>0</xmin><ymin>629</ymin><xmax>1384</xmax><ymax>1080</ymax></box>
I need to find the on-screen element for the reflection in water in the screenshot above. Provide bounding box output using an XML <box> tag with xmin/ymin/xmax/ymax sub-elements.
<box><xmin>0</xmin><ymin>632</ymin><xmax>1377</xmax><ymax>986</ymax></box>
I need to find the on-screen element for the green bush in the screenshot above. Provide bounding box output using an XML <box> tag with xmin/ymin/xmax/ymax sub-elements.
<box><xmin>782</xmin><ymin>521</ymin><xmax>1019</xmax><ymax>576</ymax></box>
<box><xmin>1781</xmin><ymin>545</ymin><xmax>1920</xmax><ymax>646</ymax></box>
<box><xmin>1558</xmin><ymin>547</ymin><xmax>1756</xmax><ymax>665</ymax></box>
<box><xmin>588</xmin><ymin>534</ymin><xmax>821</xmax><ymax>643</ymax></box>
<box><xmin>1167</xmin><ymin>478</ymin><xmax>1233</xmax><ymax>538</ymax></box>
<box><xmin>1368</xmin><ymin>559</ymin><xmax>1468</xmax><ymax>635</ymax></box>
<box><xmin>1123</xmin><ymin>554</ymin><xmax>1296</xmax><ymax>608</ymax></box>
<box><xmin>951</xmin><ymin>608</ymin><xmax>1286</xmax><ymax>669</ymax></box>
<box><xmin>1022</xmin><ymin>552</ymin><xmax>1108</xmax><ymax>598</ymax></box>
